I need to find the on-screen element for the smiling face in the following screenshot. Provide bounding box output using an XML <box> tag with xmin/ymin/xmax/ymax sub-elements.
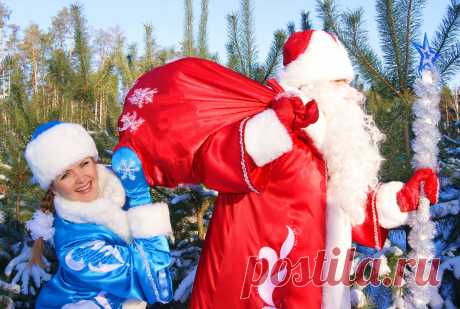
<box><xmin>51</xmin><ymin>157</ymin><xmax>99</xmax><ymax>202</ymax></box>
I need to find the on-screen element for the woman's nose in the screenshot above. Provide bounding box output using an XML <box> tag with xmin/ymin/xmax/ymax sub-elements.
<box><xmin>73</xmin><ymin>169</ymin><xmax>85</xmax><ymax>183</ymax></box>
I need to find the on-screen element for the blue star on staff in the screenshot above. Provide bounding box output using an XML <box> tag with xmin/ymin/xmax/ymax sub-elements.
<box><xmin>412</xmin><ymin>33</ymin><xmax>440</xmax><ymax>74</ymax></box>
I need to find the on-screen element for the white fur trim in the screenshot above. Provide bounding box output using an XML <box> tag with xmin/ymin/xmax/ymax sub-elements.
<box><xmin>25</xmin><ymin>210</ymin><xmax>55</xmax><ymax>241</ymax></box>
<box><xmin>127</xmin><ymin>202</ymin><xmax>173</xmax><ymax>238</ymax></box>
<box><xmin>244</xmin><ymin>109</ymin><xmax>293</xmax><ymax>167</ymax></box>
<box><xmin>376</xmin><ymin>181</ymin><xmax>409</xmax><ymax>229</ymax></box>
<box><xmin>274</xmin><ymin>82</ymin><xmax>311</xmax><ymax>104</ymax></box>
<box><xmin>323</xmin><ymin>205</ymin><xmax>352</xmax><ymax>309</ymax></box>
<box><xmin>304</xmin><ymin>110</ymin><xmax>327</xmax><ymax>152</ymax></box>
<box><xmin>122</xmin><ymin>300</ymin><xmax>147</xmax><ymax>309</ymax></box>
<box><xmin>96</xmin><ymin>164</ymin><xmax>126</xmax><ymax>207</ymax></box>
<box><xmin>25</xmin><ymin>123</ymin><xmax>99</xmax><ymax>189</ymax></box>
<box><xmin>54</xmin><ymin>164</ymin><xmax>131</xmax><ymax>242</ymax></box>
<box><xmin>278</xmin><ymin>31</ymin><xmax>354</xmax><ymax>89</ymax></box>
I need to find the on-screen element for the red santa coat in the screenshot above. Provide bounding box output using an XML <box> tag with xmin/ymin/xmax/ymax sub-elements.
<box><xmin>115</xmin><ymin>58</ymin><xmax>408</xmax><ymax>309</ymax></box>
<box><xmin>188</xmin><ymin>106</ymin><xmax>399</xmax><ymax>309</ymax></box>
<box><xmin>191</xmin><ymin>120</ymin><xmax>328</xmax><ymax>308</ymax></box>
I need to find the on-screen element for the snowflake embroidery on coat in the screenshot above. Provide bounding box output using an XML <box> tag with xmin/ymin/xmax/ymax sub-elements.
<box><xmin>128</xmin><ymin>87</ymin><xmax>158</xmax><ymax>108</ymax></box>
<box><xmin>119</xmin><ymin>111</ymin><xmax>145</xmax><ymax>133</ymax></box>
<box><xmin>115</xmin><ymin>158</ymin><xmax>140</xmax><ymax>181</ymax></box>
<box><xmin>65</xmin><ymin>240</ymin><xmax>125</xmax><ymax>273</ymax></box>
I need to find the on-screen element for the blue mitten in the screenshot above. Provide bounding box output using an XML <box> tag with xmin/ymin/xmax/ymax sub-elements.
<box><xmin>112</xmin><ymin>147</ymin><xmax>152</xmax><ymax>208</ymax></box>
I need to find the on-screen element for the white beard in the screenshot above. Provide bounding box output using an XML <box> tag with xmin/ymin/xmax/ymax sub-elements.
<box><xmin>302</xmin><ymin>82</ymin><xmax>385</xmax><ymax>225</ymax></box>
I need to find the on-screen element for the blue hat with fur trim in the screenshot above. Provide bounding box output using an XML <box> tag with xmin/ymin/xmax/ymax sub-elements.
<box><xmin>25</xmin><ymin>121</ymin><xmax>99</xmax><ymax>189</ymax></box>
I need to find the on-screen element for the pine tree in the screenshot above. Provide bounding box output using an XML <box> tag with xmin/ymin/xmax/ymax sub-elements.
<box><xmin>225</xmin><ymin>0</ymin><xmax>286</xmax><ymax>84</ymax></box>
<box><xmin>197</xmin><ymin>0</ymin><xmax>209</xmax><ymax>58</ymax></box>
<box><xmin>69</xmin><ymin>3</ymin><xmax>94</xmax><ymax>126</ymax></box>
<box><xmin>181</xmin><ymin>0</ymin><xmax>215</xmax><ymax>60</ymax></box>
<box><xmin>141</xmin><ymin>23</ymin><xmax>155</xmax><ymax>71</ymax></box>
<box><xmin>182</xmin><ymin>0</ymin><xmax>195</xmax><ymax>56</ymax></box>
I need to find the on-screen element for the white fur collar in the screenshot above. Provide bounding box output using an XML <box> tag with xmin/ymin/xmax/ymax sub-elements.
<box><xmin>54</xmin><ymin>164</ymin><xmax>131</xmax><ymax>242</ymax></box>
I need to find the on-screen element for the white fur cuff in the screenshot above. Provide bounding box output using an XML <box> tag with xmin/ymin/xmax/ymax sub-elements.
<box><xmin>376</xmin><ymin>182</ymin><xmax>409</xmax><ymax>229</ymax></box>
<box><xmin>127</xmin><ymin>202</ymin><xmax>173</xmax><ymax>239</ymax></box>
<box><xmin>244</xmin><ymin>109</ymin><xmax>293</xmax><ymax>167</ymax></box>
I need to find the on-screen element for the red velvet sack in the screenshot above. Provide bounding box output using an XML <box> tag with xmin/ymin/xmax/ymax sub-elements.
<box><xmin>115</xmin><ymin>57</ymin><xmax>279</xmax><ymax>187</ymax></box>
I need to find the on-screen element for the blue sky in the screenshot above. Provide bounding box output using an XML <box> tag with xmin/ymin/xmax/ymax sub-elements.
<box><xmin>4</xmin><ymin>0</ymin><xmax>457</xmax><ymax>85</ymax></box>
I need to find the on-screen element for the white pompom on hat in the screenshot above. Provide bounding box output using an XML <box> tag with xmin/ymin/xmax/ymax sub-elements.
<box><xmin>25</xmin><ymin>121</ymin><xmax>99</xmax><ymax>190</ymax></box>
<box><xmin>278</xmin><ymin>30</ymin><xmax>354</xmax><ymax>88</ymax></box>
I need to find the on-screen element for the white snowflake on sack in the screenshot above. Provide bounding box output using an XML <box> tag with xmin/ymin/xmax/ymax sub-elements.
<box><xmin>115</xmin><ymin>159</ymin><xmax>140</xmax><ymax>181</ymax></box>
<box><xmin>128</xmin><ymin>87</ymin><xmax>158</xmax><ymax>108</ymax></box>
<box><xmin>119</xmin><ymin>111</ymin><xmax>145</xmax><ymax>133</ymax></box>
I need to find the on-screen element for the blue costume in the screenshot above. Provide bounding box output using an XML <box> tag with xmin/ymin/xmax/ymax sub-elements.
<box><xmin>36</xmin><ymin>153</ymin><xmax>173</xmax><ymax>308</ymax></box>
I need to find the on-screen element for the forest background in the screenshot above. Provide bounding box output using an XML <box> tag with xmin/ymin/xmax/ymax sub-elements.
<box><xmin>1</xmin><ymin>0</ymin><xmax>460</xmax><ymax>308</ymax></box>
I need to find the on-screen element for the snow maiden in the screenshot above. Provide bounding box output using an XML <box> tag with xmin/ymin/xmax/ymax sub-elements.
<box><xmin>24</xmin><ymin>121</ymin><xmax>173</xmax><ymax>308</ymax></box>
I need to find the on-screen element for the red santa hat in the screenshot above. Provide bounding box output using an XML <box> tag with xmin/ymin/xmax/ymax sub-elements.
<box><xmin>278</xmin><ymin>30</ymin><xmax>354</xmax><ymax>88</ymax></box>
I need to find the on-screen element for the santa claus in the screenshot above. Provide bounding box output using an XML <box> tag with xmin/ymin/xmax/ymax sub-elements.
<box><xmin>113</xmin><ymin>30</ymin><xmax>439</xmax><ymax>309</ymax></box>
<box><xmin>187</xmin><ymin>30</ymin><xmax>438</xmax><ymax>308</ymax></box>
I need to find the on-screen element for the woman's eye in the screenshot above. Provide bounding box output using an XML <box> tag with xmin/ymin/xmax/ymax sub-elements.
<box><xmin>81</xmin><ymin>160</ymin><xmax>89</xmax><ymax>167</ymax></box>
<box><xmin>60</xmin><ymin>173</ymin><xmax>69</xmax><ymax>180</ymax></box>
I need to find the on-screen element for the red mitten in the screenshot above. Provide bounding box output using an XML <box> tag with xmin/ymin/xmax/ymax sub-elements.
<box><xmin>270</xmin><ymin>96</ymin><xmax>319</xmax><ymax>132</ymax></box>
<box><xmin>396</xmin><ymin>168</ymin><xmax>439</xmax><ymax>212</ymax></box>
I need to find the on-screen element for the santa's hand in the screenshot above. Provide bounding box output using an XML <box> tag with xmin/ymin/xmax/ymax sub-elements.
<box><xmin>270</xmin><ymin>96</ymin><xmax>319</xmax><ymax>132</ymax></box>
<box><xmin>397</xmin><ymin>168</ymin><xmax>439</xmax><ymax>212</ymax></box>
<box><xmin>4</xmin><ymin>244</ymin><xmax>51</xmax><ymax>295</ymax></box>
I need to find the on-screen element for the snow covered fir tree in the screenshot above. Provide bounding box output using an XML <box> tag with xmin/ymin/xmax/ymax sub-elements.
<box><xmin>0</xmin><ymin>0</ymin><xmax>460</xmax><ymax>308</ymax></box>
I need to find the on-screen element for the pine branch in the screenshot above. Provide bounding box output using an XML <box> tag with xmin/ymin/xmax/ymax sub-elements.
<box><xmin>317</xmin><ymin>1</ymin><xmax>400</xmax><ymax>97</ymax></box>
<box><xmin>376</xmin><ymin>0</ymin><xmax>404</xmax><ymax>91</ymax></box>
<box><xmin>143</xmin><ymin>23</ymin><xmax>155</xmax><ymax>71</ymax></box>
<box><xmin>240</xmin><ymin>0</ymin><xmax>257</xmax><ymax>77</ymax></box>
<box><xmin>93</xmin><ymin>57</ymin><xmax>114</xmax><ymax>89</ymax></box>
<box><xmin>400</xmin><ymin>0</ymin><xmax>426</xmax><ymax>90</ymax></box>
<box><xmin>433</xmin><ymin>0</ymin><xmax>460</xmax><ymax>55</ymax></box>
<box><xmin>287</xmin><ymin>22</ymin><xmax>296</xmax><ymax>35</ymax></box>
<box><xmin>70</xmin><ymin>3</ymin><xmax>93</xmax><ymax>104</ymax></box>
<box><xmin>225</xmin><ymin>14</ymin><xmax>245</xmax><ymax>73</ymax></box>
<box><xmin>443</xmin><ymin>134</ymin><xmax>460</xmax><ymax>145</ymax></box>
<box><xmin>260</xmin><ymin>30</ymin><xmax>286</xmax><ymax>84</ymax></box>
<box><xmin>182</xmin><ymin>0</ymin><xmax>195</xmax><ymax>56</ymax></box>
<box><xmin>316</xmin><ymin>0</ymin><xmax>338</xmax><ymax>32</ymax></box>
<box><xmin>402</xmin><ymin>0</ymin><xmax>412</xmax><ymax>91</ymax></box>
<box><xmin>343</xmin><ymin>9</ymin><xmax>401</xmax><ymax>97</ymax></box>
<box><xmin>439</xmin><ymin>42</ymin><xmax>460</xmax><ymax>83</ymax></box>
<box><xmin>113</xmin><ymin>42</ymin><xmax>135</xmax><ymax>91</ymax></box>
<box><xmin>301</xmin><ymin>11</ymin><xmax>312</xmax><ymax>31</ymax></box>
<box><xmin>197</xmin><ymin>0</ymin><xmax>209</xmax><ymax>58</ymax></box>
